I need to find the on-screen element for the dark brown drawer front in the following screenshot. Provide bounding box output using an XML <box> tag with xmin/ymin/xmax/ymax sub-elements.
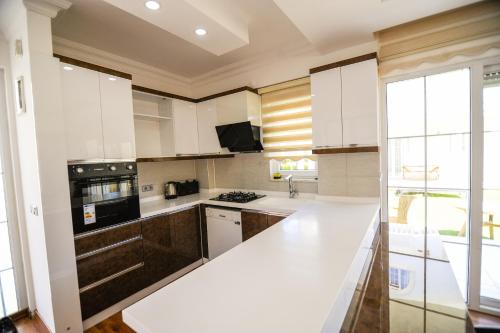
<box><xmin>74</xmin><ymin>221</ymin><xmax>141</xmax><ymax>256</ymax></box>
<box><xmin>79</xmin><ymin>264</ymin><xmax>144</xmax><ymax>320</ymax></box>
<box><xmin>76</xmin><ymin>238</ymin><xmax>143</xmax><ymax>288</ymax></box>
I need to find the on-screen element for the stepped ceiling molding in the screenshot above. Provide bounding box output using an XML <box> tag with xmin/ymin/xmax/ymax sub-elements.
<box><xmin>52</xmin><ymin>0</ymin><xmax>481</xmax><ymax>79</ymax></box>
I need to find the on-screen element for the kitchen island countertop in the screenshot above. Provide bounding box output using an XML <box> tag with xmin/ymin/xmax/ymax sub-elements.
<box><xmin>125</xmin><ymin>189</ymin><xmax>380</xmax><ymax>333</ymax></box>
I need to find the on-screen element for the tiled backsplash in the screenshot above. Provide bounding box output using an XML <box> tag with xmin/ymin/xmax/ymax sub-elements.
<box><xmin>212</xmin><ymin>153</ymin><xmax>318</xmax><ymax>193</ymax></box>
<box><xmin>317</xmin><ymin>153</ymin><xmax>380</xmax><ymax>197</ymax></box>
<box><xmin>137</xmin><ymin>160</ymin><xmax>197</xmax><ymax>198</ymax></box>
<box><xmin>139</xmin><ymin>152</ymin><xmax>380</xmax><ymax>198</ymax></box>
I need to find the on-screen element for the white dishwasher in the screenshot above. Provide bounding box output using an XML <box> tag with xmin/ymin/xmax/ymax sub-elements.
<box><xmin>206</xmin><ymin>207</ymin><xmax>242</xmax><ymax>260</ymax></box>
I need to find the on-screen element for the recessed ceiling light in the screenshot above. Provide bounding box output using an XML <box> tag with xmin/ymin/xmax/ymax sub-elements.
<box><xmin>195</xmin><ymin>28</ymin><xmax>207</xmax><ymax>36</ymax></box>
<box><xmin>145</xmin><ymin>0</ymin><xmax>160</xmax><ymax>10</ymax></box>
<box><xmin>108</xmin><ymin>77</ymin><xmax>117</xmax><ymax>81</ymax></box>
<box><xmin>63</xmin><ymin>66</ymin><xmax>74</xmax><ymax>71</ymax></box>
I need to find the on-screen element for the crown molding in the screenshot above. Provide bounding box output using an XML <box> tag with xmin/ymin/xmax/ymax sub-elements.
<box><xmin>191</xmin><ymin>41</ymin><xmax>314</xmax><ymax>89</ymax></box>
<box><xmin>52</xmin><ymin>36</ymin><xmax>193</xmax><ymax>95</ymax></box>
<box><xmin>23</xmin><ymin>0</ymin><xmax>71</xmax><ymax>18</ymax></box>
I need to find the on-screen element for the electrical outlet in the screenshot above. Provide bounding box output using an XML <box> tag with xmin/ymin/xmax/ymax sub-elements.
<box><xmin>142</xmin><ymin>184</ymin><xmax>154</xmax><ymax>192</ymax></box>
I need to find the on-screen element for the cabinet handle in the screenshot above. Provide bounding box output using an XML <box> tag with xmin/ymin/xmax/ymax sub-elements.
<box><xmin>219</xmin><ymin>214</ymin><xmax>226</xmax><ymax>218</ymax></box>
<box><xmin>234</xmin><ymin>221</ymin><xmax>241</xmax><ymax>225</ymax></box>
<box><xmin>79</xmin><ymin>262</ymin><xmax>144</xmax><ymax>293</ymax></box>
<box><xmin>76</xmin><ymin>235</ymin><xmax>142</xmax><ymax>261</ymax></box>
<box><xmin>74</xmin><ymin>219</ymin><xmax>142</xmax><ymax>240</ymax></box>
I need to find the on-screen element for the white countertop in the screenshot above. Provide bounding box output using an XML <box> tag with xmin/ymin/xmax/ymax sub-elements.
<box><xmin>124</xmin><ymin>190</ymin><xmax>380</xmax><ymax>333</ymax></box>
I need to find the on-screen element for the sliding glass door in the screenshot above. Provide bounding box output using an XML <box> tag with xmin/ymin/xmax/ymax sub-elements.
<box><xmin>481</xmin><ymin>66</ymin><xmax>500</xmax><ymax>309</ymax></box>
<box><xmin>385</xmin><ymin>60</ymin><xmax>500</xmax><ymax>314</ymax></box>
<box><xmin>386</xmin><ymin>68</ymin><xmax>471</xmax><ymax>298</ymax></box>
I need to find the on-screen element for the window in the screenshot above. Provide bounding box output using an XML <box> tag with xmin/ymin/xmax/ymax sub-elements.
<box><xmin>389</xmin><ymin>267</ymin><xmax>411</xmax><ymax>290</ymax></box>
<box><xmin>259</xmin><ymin>78</ymin><xmax>318</xmax><ymax>180</ymax></box>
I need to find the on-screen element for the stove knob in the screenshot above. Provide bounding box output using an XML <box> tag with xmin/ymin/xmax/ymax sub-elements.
<box><xmin>126</xmin><ymin>164</ymin><xmax>134</xmax><ymax>170</ymax></box>
<box><xmin>109</xmin><ymin>165</ymin><xmax>117</xmax><ymax>171</ymax></box>
<box><xmin>76</xmin><ymin>167</ymin><xmax>84</xmax><ymax>174</ymax></box>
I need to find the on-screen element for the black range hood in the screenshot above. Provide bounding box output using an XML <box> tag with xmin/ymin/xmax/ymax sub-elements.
<box><xmin>215</xmin><ymin>121</ymin><xmax>264</xmax><ymax>152</ymax></box>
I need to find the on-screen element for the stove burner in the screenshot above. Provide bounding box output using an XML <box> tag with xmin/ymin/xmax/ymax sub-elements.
<box><xmin>210</xmin><ymin>191</ymin><xmax>265</xmax><ymax>203</ymax></box>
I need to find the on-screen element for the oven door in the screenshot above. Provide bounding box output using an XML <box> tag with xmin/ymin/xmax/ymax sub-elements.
<box><xmin>70</xmin><ymin>175</ymin><xmax>140</xmax><ymax>234</ymax></box>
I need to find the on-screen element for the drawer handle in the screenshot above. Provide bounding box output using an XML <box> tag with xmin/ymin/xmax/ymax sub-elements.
<box><xmin>76</xmin><ymin>235</ymin><xmax>142</xmax><ymax>261</ymax></box>
<box><xmin>234</xmin><ymin>221</ymin><xmax>240</xmax><ymax>225</ymax></box>
<box><xmin>79</xmin><ymin>262</ymin><xmax>144</xmax><ymax>293</ymax></box>
<box><xmin>219</xmin><ymin>214</ymin><xmax>226</xmax><ymax>218</ymax></box>
<box><xmin>74</xmin><ymin>219</ymin><xmax>141</xmax><ymax>240</ymax></box>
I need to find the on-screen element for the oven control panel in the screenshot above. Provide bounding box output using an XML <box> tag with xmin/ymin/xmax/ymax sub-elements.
<box><xmin>68</xmin><ymin>162</ymin><xmax>137</xmax><ymax>179</ymax></box>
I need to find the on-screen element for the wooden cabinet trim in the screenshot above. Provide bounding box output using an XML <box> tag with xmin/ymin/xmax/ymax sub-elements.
<box><xmin>309</xmin><ymin>52</ymin><xmax>378</xmax><ymax>74</ymax></box>
<box><xmin>313</xmin><ymin>146</ymin><xmax>379</xmax><ymax>154</ymax></box>
<box><xmin>55</xmin><ymin>54</ymin><xmax>132</xmax><ymax>80</ymax></box>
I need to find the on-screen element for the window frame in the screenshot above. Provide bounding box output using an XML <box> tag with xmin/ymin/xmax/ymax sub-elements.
<box><xmin>269</xmin><ymin>158</ymin><xmax>318</xmax><ymax>181</ymax></box>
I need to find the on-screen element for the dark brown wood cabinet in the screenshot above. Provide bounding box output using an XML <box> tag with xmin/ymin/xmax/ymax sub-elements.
<box><xmin>267</xmin><ymin>213</ymin><xmax>288</xmax><ymax>227</ymax></box>
<box><xmin>75</xmin><ymin>221</ymin><xmax>145</xmax><ymax>319</ymax></box>
<box><xmin>142</xmin><ymin>206</ymin><xmax>202</xmax><ymax>286</ymax></box>
<box><xmin>76</xmin><ymin>205</ymin><xmax>202</xmax><ymax>320</ymax></box>
<box><xmin>241</xmin><ymin>210</ymin><xmax>290</xmax><ymax>241</ymax></box>
<box><xmin>241</xmin><ymin>210</ymin><xmax>268</xmax><ymax>241</ymax></box>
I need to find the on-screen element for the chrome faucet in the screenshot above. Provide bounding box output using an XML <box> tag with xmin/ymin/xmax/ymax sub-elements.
<box><xmin>286</xmin><ymin>175</ymin><xmax>297</xmax><ymax>198</ymax></box>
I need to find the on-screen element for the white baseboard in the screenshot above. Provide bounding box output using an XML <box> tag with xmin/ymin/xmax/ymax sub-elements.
<box><xmin>82</xmin><ymin>259</ymin><xmax>203</xmax><ymax>329</ymax></box>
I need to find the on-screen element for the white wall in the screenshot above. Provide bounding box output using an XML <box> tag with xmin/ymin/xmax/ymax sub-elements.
<box><xmin>0</xmin><ymin>1</ymin><xmax>82</xmax><ymax>332</ymax></box>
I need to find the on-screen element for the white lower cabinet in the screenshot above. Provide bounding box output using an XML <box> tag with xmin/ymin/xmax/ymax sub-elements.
<box><xmin>60</xmin><ymin>63</ymin><xmax>104</xmax><ymax>160</ymax></box>
<box><xmin>172</xmin><ymin>99</ymin><xmax>199</xmax><ymax>155</ymax></box>
<box><xmin>196</xmin><ymin>99</ymin><xmax>221</xmax><ymax>154</ymax></box>
<box><xmin>99</xmin><ymin>73</ymin><xmax>136</xmax><ymax>159</ymax></box>
<box><xmin>341</xmin><ymin>58</ymin><xmax>379</xmax><ymax>147</ymax></box>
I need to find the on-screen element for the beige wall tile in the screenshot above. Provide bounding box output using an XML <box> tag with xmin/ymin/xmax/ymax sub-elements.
<box><xmin>214</xmin><ymin>153</ymin><xmax>318</xmax><ymax>193</ymax></box>
<box><xmin>318</xmin><ymin>176</ymin><xmax>348</xmax><ymax>196</ymax></box>
<box><xmin>346</xmin><ymin>152</ymin><xmax>380</xmax><ymax>177</ymax></box>
<box><xmin>347</xmin><ymin>176</ymin><xmax>381</xmax><ymax>197</ymax></box>
<box><xmin>137</xmin><ymin>160</ymin><xmax>196</xmax><ymax>198</ymax></box>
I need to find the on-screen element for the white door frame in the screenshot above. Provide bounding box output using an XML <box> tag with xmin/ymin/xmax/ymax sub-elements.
<box><xmin>0</xmin><ymin>68</ymin><xmax>29</xmax><ymax>314</ymax></box>
<box><xmin>380</xmin><ymin>54</ymin><xmax>500</xmax><ymax>315</ymax></box>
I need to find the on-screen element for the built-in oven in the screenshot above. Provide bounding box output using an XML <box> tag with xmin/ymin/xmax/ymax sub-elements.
<box><xmin>68</xmin><ymin>162</ymin><xmax>140</xmax><ymax>235</ymax></box>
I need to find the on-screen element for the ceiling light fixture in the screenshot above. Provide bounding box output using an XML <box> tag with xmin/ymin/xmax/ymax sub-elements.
<box><xmin>108</xmin><ymin>77</ymin><xmax>117</xmax><ymax>81</ymax></box>
<box><xmin>195</xmin><ymin>28</ymin><xmax>207</xmax><ymax>36</ymax></box>
<box><xmin>63</xmin><ymin>66</ymin><xmax>74</xmax><ymax>71</ymax></box>
<box><xmin>145</xmin><ymin>0</ymin><xmax>160</xmax><ymax>10</ymax></box>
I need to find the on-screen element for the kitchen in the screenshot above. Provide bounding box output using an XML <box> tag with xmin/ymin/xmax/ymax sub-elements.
<box><xmin>0</xmin><ymin>0</ymin><xmax>499</xmax><ymax>333</ymax></box>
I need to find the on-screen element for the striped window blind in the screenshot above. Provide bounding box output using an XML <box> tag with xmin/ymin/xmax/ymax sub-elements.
<box><xmin>258</xmin><ymin>77</ymin><xmax>314</xmax><ymax>160</ymax></box>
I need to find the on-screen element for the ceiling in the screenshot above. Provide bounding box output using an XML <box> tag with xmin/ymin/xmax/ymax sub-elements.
<box><xmin>52</xmin><ymin>0</ymin><xmax>481</xmax><ymax>79</ymax></box>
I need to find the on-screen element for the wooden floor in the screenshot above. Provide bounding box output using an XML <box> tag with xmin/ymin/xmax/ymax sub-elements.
<box><xmin>14</xmin><ymin>312</ymin><xmax>135</xmax><ymax>333</ymax></box>
<box><xmin>470</xmin><ymin>310</ymin><xmax>500</xmax><ymax>329</ymax></box>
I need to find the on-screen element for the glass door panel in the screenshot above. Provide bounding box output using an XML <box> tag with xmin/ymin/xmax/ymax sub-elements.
<box><xmin>386</xmin><ymin>67</ymin><xmax>471</xmax><ymax>303</ymax></box>
<box><xmin>481</xmin><ymin>69</ymin><xmax>500</xmax><ymax>306</ymax></box>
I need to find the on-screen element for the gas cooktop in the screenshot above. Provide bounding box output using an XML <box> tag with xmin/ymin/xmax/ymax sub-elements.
<box><xmin>210</xmin><ymin>191</ymin><xmax>266</xmax><ymax>203</ymax></box>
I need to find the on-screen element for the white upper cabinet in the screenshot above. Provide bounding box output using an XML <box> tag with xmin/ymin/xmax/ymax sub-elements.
<box><xmin>341</xmin><ymin>58</ymin><xmax>379</xmax><ymax>147</ymax></box>
<box><xmin>60</xmin><ymin>63</ymin><xmax>104</xmax><ymax>160</ymax></box>
<box><xmin>172</xmin><ymin>99</ymin><xmax>199</xmax><ymax>155</ymax></box>
<box><xmin>99</xmin><ymin>73</ymin><xmax>136</xmax><ymax>159</ymax></box>
<box><xmin>311</xmin><ymin>67</ymin><xmax>342</xmax><ymax>148</ymax></box>
<box><xmin>310</xmin><ymin>57</ymin><xmax>379</xmax><ymax>148</ymax></box>
<box><xmin>196</xmin><ymin>99</ymin><xmax>221</xmax><ymax>154</ymax></box>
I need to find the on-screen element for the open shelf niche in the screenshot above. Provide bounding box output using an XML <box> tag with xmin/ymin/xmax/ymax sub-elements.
<box><xmin>133</xmin><ymin>90</ymin><xmax>175</xmax><ymax>158</ymax></box>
